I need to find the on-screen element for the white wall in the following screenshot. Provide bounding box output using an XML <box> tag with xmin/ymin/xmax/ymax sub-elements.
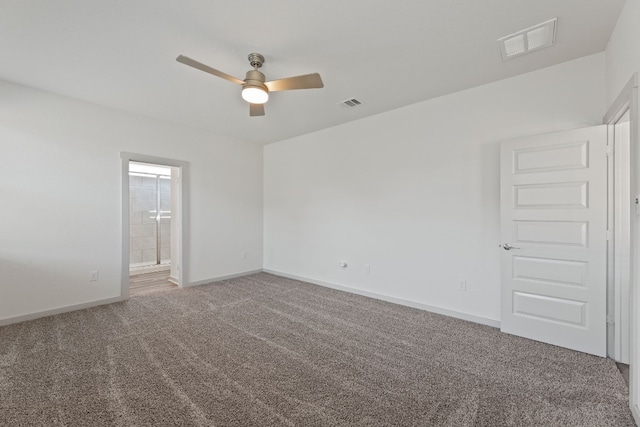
<box><xmin>606</xmin><ymin>0</ymin><xmax>640</xmax><ymax>106</ymax></box>
<box><xmin>264</xmin><ymin>53</ymin><xmax>606</xmax><ymax>323</ymax></box>
<box><xmin>0</xmin><ymin>80</ymin><xmax>263</xmax><ymax>322</ymax></box>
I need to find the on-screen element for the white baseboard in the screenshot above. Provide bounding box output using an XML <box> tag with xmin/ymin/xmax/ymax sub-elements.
<box><xmin>1</xmin><ymin>269</ymin><xmax>498</xmax><ymax>330</ymax></box>
<box><xmin>1</xmin><ymin>270</ymin><xmax>263</xmax><ymax>327</ymax></box>
<box><xmin>187</xmin><ymin>269</ymin><xmax>264</xmax><ymax>288</ymax></box>
<box><xmin>263</xmin><ymin>269</ymin><xmax>500</xmax><ymax>329</ymax></box>
<box><xmin>0</xmin><ymin>296</ymin><xmax>124</xmax><ymax>327</ymax></box>
<box><xmin>632</xmin><ymin>402</ymin><xmax>640</xmax><ymax>426</ymax></box>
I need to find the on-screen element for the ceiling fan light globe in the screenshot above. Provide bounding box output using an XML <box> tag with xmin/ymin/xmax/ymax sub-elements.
<box><xmin>242</xmin><ymin>86</ymin><xmax>269</xmax><ymax>104</ymax></box>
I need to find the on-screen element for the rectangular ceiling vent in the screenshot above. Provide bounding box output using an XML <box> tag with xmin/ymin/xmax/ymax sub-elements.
<box><xmin>498</xmin><ymin>18</ymin><xmax>557</xmax><ymax>61</ymax></box>
<box><xmin>339</xmin><ymin>98</ymin><xmax>363</xmax><ymax>109</ymax></box>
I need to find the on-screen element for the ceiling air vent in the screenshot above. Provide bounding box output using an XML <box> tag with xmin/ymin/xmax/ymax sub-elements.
<box><xmin>498</xmin><ymin>18</ymin><xmax>557</xmax><ymax>61</ymax></box>
<box><xmin>339</xmin><ymin>98</ymin><xmax>363</xmax><ymax>109</ymax></box>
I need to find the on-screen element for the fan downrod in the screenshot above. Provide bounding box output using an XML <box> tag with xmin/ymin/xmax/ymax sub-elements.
<box><xmin>248</xmin><ymin>53</ymin><xmax>265</xmax><ymax>69</ymax></box>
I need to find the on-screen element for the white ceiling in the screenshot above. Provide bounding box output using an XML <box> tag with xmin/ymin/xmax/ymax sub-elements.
<box><xmin>0</xmin><ymin>1</ymin><xmax>625</xmax><ymax>144</ymax></box>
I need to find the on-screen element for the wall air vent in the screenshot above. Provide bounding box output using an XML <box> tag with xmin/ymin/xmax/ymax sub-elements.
<box><xmin>498</xmin><ymin>18</ymin><xmax>557</xmax><ymax>61</ymax></box>
<box><xmin>339</xmin><ymin>98</ymin><xmax>363</xmax><ymax>109</ymax></box>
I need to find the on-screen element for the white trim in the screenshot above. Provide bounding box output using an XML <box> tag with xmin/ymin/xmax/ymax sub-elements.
<box><xmin>120</xmin><ymin>152</ymin><xmax>190</xmax><ymax>300</ymax></box>
<box><xmin>614</xmin><ymin>111</ymin><xmax>632</xmax><ymax>364</ymax></box>
<box><xmin>0</xmin><ymin>296</ymin><xmax>124</xmax><ymax>327</ymax></box>
<box><xmin>606</xmin><ymin>121</ymin><xmax>616</xmax><ymax>359</ymax></box>
<box><xmin>187</xmin><ymin>270</ymin><xmax>264</xmax><ymax>288</ymax></box>
<box><xmin>631</xmin><ymin>76</ymin><xmax>640</xmax><ymax>427</ymax></box>
<box><xmin>264</xmin><ymin>269</ymin><xmax>501</xmax><ymax>328</ymax></box>
<box><xmin>604</xmin><ymin>73</ymin><xmax>639</xmax><ymax>423</ymax></box>
<box><xmin>606</xmin><ymin>106</ymin><xmax>633</xmax><ymax>364</ymax></box>
<box><xmin>604</xmin><ymin>73</ymin><xmax>639</xmax><ymax>124</ymax></box>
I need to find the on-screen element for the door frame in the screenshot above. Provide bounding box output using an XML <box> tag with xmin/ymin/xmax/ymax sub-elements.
<box><xmin>120</xmin><ymin>152</ymin><xmax>190</xmax><ymax>299</ymax></box>
<box><xmin>603</xmin><ymin>72</ymin><xmax>639</xmax><ymax>424</ymax></box>
<box><xmin>608</xmin><ymin>109</ymin><xmax>632</xmax><ymax>363</ymax></box>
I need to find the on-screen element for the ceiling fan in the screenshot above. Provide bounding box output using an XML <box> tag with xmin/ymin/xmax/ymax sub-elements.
<box><xmin>176</xmin><ymin>53</ymin><xmax>324</xmax><ymax>117</ymax></box>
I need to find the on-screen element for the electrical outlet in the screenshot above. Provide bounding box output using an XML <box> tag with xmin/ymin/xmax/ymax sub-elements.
<box><xmin>458</xmin><ymin>279</ymin><xmax>467</xmax><ymax>291</ymax></box>
<box><xmin>364</xmin><ymin>264</ymin><xmax>371</xmax><ymax>274</ymax></box>
<box><xmin>241</xmin><ymin>251</ymin><xmax>247</xmax><ymax>260</ymax></box>
<box><xmin>89</xmin><ymin>270</ymin><xmax>99</xmax><ymax>282</ymax></box>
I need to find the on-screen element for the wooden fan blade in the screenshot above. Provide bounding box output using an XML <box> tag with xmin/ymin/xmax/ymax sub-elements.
<box><xmin>264</xmin><ymin>73</ymin><xmax>324</xmax><ymax>92</ymax></box>
<box><xmin>176</xmin><ymin>55</ymin><xmax>244</xmax><ymax>86</ymax></box>
<box><xmin>249</xmin><ymin>103</ymin><xmax>265</xmax><ymax>116</ymax></box>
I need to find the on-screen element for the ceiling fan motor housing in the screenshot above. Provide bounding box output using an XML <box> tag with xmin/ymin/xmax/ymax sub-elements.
<box><xmin>244</xmin><ymin>69</ymin><xmax>268</xmax><ymax>93</ymax></box>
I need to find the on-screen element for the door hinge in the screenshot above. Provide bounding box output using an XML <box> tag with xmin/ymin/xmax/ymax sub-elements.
<box><xmin>606</xmin><ymin>230</ymin><xmax>613</xmax><ymax>241</ymax></box>
<box><xmin>605</xmin><ymin>146</ymin><xmax>614</xmax><ymax>157</ymax></box>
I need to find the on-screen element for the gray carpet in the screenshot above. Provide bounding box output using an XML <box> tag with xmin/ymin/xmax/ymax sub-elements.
<box><xmin>0</xmin><ymin>273</ymin><xmax>635</xmax><ymax>426</ymax></box>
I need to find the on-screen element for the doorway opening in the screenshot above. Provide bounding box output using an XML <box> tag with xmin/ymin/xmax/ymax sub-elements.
<box><xmin>129</xmin><ymin>162</ymin><xmax>177</xmax><ymax>296</ymax></box>
<box><xmin>607</xmin><ymin>109</ymin><xmax>631</xmax><ymax>365</ymax></box>
<box><xmin>604</xmin><ymin>72</ymin><xmax>639</xmax><ymax>423</ymax></box>
<box><xmin>121</xmin><ymin>153</ymin><xmax>189</xmax><ymax>298</ymax></box>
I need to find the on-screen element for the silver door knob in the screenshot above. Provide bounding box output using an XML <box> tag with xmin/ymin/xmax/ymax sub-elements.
<box><xmin>502</xmin><ymin>243</ymin><xmax>520</xmax><ymax>250</ymax></box>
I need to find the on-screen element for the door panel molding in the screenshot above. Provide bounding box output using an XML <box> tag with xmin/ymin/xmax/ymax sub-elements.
<box><xmin>500</xmin><ymin>126</ymin><xmax>607</xmax><ymax>357</ymax></box>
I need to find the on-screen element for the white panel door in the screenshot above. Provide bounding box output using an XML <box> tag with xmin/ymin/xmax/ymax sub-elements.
<box><xmin>500</xmin><ymin>126</ymin><xmax>607</xmax><ymax>356</ymax></box>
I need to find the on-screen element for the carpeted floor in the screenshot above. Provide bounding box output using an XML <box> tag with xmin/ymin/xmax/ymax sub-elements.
<box><xmin>0</xmin><ymin>273</ymin><xmax>635</xmax><ymax>426</ymax></box>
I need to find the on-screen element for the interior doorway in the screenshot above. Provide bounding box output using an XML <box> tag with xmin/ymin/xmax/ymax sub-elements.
<box><xmin>120</xmin><ymin>152</ymin><xmax>189</xmax><ymax>298</ymax></box>
<box><xmin>608</xmin><ymin>109</ymin><xmax>632</xmax><ymax>365</ymax></box>
<box><xmin>603</xmin><ymin>73</ymin><xmax>639</xmax><ymax>423</ymax></box>
<box><xmin>128</xmin><ymin>162</ymin><xmax>177</xmax><ymax>295</ymax></box>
